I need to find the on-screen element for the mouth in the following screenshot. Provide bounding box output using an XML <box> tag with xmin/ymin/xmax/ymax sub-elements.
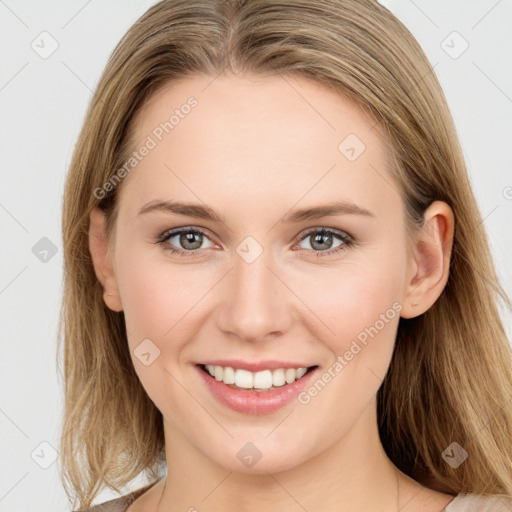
<box><xmin>195</xmin><ymin>362</ymin><xmax>319</xmax><ymax>414</ymax></box>
<box><xmin>198</xmin><ymin>363</ymin><xmax>318</xmax><ymax>392</ymax></box>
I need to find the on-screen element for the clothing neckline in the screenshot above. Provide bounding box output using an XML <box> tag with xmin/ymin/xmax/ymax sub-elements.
<box><xmin>121</xmin><ymin>483</ymin><xmax>459</xmax><ymax>512</ymax></box>
<box><xmin>441</xmin><ymin>494</ymin><xmax>458</xmax><ymax>511</ymax></box>
<box><xmin>88</xmin><ymin>484</ymin><xmax>512</xmax><ymax>512</ymax></box>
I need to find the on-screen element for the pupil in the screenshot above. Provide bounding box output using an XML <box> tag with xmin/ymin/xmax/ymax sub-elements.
<box><xmin>181</xmin><ymin>232</ymin><xmax>201</xmax><ymax>249</ymax></box>
<box><xmin>312</xmin><ymin>233</ymin><xmax>331</xmax><ymax>250</ymax></box>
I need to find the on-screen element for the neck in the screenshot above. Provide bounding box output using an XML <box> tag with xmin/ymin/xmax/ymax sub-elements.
<box><xmin>157</xmin><ymin>402</ymin><xmax>400</xmax><ymax>512</ymax></box>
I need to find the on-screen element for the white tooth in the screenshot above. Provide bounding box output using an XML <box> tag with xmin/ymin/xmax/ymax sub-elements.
<box><xmin>296</xmin><ymin>367</ymin><xmax>307</xmax><ymax>379</ymax></box>
<box><xmin>208</xmin><ymin>365</ymin><xmax>307</xmax><ymax>388</ymax></box>
<box><xmin>235</xmin><ymin>369</ymin><xmax>254</xmax><ymax>388</ymax></box>
<box><xmin>253</xmin><ymin>370</ymin><xmax>273</xmax><ymax>389</ymax></box>
<box><xmin>214</xmin><ymin>365</ymin><xmax>223</xmax><ymax>381</ymax></box>
<box><xmin>272</xmin><ymin>368</ymin><xmax>286</xmax><ymax>387</ymax></box>
<box><xmin>285</xmin><ymin>368</ymin><xmax>297</xmax><ymax>384</ymax></box>
<box><xmin>223</xmin><ymin>366</ymin><xmax>235</xmax><ymax>385</ymax></box>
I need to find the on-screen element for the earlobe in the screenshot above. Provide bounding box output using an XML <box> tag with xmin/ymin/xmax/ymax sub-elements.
<box><xmin>401</xmin><ymin>201</ymin><xmax>454</xmax><ymax>319</ymax></box>
<box><xmin>88</xmin><ymin>206</ymin><xmax>123</xmax><ymax>312</ymax></box>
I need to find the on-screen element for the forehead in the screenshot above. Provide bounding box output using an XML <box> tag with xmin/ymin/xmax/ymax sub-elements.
<box><xmin>119</xmin><ymin>73</ymin><xmax>400</xmax><ymax>221</ymax></box>
<box><xmin>132</xmin><ymin>72</ymin><xmax>383</xmax><ymax>157</ymax></box>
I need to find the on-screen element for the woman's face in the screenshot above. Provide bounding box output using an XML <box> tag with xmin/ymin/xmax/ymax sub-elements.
<box><xmin>107</xmin><ymin>73</ymin><xmax>415</xmax><ymax>473</ymax></box>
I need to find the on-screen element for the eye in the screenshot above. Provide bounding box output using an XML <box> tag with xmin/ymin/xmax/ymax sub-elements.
<box><xmin>157</xmin><ymin>227</ymin><xmax>214</xmax><ymax>257</ymax></box>
<box><xmin>156</xmin><ymin>226</ymin><xmax>355</xmax><ymax>258</ymax></box>
<box><xmin>295</xmin><ymin>228</ymin><xmax>354</xmax><ymax>257</ymax></box>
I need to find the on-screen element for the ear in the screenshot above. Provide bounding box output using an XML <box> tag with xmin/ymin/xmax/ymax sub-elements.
<box><xmin>400</xmin><ymin>201</ymin><xmax>454</xmax><ymax>319</ymax></box>
<box><xmin>88</xmin><ymin>206</ymin><xmax>123</xmax><ymax>312</ymax></box>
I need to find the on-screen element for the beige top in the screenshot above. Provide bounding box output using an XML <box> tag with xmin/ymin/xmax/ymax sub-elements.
<box><xmin>79</xmin><ymin>482</ymin><xmax>512</xmax><ymax>512</ymax></box>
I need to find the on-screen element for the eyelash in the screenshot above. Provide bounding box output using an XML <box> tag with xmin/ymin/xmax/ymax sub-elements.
<box><xmin>156</xmin><ymin>226</ymin><xmax>355</xmax><ymax>259</ymax></box>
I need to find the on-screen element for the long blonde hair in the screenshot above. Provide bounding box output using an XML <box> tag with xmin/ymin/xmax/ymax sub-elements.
<box><xmin>58</xmin><ymin>0</ymin><xmax>512</xmax><ymax>508</ymax></box>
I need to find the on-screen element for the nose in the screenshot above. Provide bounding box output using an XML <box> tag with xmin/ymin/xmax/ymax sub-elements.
<box><xmin>215</xmin><ymin>249</ymin><xmax>293</xmax><ymax>343</ymax></box>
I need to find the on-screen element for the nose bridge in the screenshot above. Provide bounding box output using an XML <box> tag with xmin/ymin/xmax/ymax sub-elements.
<box><xmin>216</xmin><ymin>244</ymin><xmax>290</xmax><ymax>341</ymax></box>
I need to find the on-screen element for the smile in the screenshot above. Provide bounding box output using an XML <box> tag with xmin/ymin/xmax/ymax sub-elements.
<box><xmin>202</xmin><ymin>364</ymin><xmax>309</xmax><ymax>391</ymax></box>
<box><xmin>196</xmin><ymin>362</ymin><xmax>319</xmax><ymax>415</ymax></box>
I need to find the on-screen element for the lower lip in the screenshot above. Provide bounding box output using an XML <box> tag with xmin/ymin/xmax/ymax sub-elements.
<box><xmin>196</xmin><ymin>365</ymin><xmax>318</xmax><ymax>415</ymax></box>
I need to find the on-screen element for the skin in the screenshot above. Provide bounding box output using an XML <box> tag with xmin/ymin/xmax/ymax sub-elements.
<box><xmin>89</xmin><ymin>73</ymin><xmax>456</xmax><ymax>512</ymax></box>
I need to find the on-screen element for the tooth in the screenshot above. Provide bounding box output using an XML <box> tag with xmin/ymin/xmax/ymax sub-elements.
<box><xmin>253</xmin><ymin>370</ymin><xmax>273</xmax><ymax>389</ymax></box>
<box><xmin>235</xmin><ymin>369</ymin><xmax>253</xmax><ymax>388</ymax></box>
<box><xmin>214</xmin><ymin>366</ymin><xmax>223</xmax><ymax>381</ymax></box>
<box><xmin>296</xmin><ymin>367</ymin><xmax>307</xmax><ymax>379</ymax></box>
<box><xmin>205</xmin><ymin>364</ymin><xmax>310</xmax><ymax>388</ymax></box>
<box><xmin>284</xmin><ymin>368</ymin><xmax>297</xmax><ymax>384</ymax></box>
<box><xmin>223</xmin><ymin>366</ymin><xmax>235</xmax><ymax>385</ymax></box>
<box><xmin>272</xmin><ymin>369</ymin><xmax>286</xmax><ymax>387</ymax></box>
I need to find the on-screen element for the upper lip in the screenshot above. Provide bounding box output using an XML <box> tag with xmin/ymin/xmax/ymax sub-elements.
<box><xmin>197</xmin><ymin>359</ymin><xmax>316</xmax><ymax>372</ymax></box>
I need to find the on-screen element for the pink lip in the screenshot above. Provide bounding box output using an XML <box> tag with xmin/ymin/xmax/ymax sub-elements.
<box><xmin>196</xmin><ymin>364</ymin><xmax>319</xmax><ymax>415</ymax></box>
<box><xmin>197</xmin><ymin>359</ymin><xmax>313</xmax><ymax>372</ymax></box>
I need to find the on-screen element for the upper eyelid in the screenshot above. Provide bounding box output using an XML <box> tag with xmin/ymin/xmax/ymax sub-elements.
<box><xmin>298</xmin><ymin>226</ymin><xmax>352</xmax><ymax>239</ymax></box>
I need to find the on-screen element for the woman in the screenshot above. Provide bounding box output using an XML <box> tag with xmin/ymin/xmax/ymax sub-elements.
<box><xmin>58</xmin><ymin>0</ymin><xmax>512</xmax><ymax>511</ymax></box>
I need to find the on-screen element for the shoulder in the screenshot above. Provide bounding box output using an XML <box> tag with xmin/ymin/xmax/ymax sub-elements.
<box><xmin>445</xmin><ymin>493</ymin><xmax>512</xmax><ymax>511</ymax></box>
<box><xmin>77</xmin><ymin>495</ymin><xmax>129</xmax><ymax>512</ymax></box>
<box><xmin>73</xmin><ymin>481</ymin><xmax>159</xmax><ymax>512</ymax></box>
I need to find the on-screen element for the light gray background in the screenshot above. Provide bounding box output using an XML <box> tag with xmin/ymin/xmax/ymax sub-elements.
<box><xmin>1</xmin><ymin>1</ymin><xmax>511</xmax><ymax>510</ymax></box>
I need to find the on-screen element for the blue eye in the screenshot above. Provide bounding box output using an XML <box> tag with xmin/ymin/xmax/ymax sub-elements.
<box><xmin>156</xmin><ymin>226</ymin><xmax>354</xmax><ymax>258</ymax></box>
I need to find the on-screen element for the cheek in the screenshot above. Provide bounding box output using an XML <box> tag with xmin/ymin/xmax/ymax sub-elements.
<box><xmin>113</xmin><ymin>250</ymin><xmax>203</xmax><ymax>422</ymax></box>
<box><xmin>292</xmin><ymin>247</ymin><xmax>406</xmax><ymax>350</ymax></box>
<box><xmin>114</xmin><ymin>241</ymin><xmax>207</xmax><ymax>341</ymax></box>
<box><xmin>291</xmin><ymin>264</ymin><xmax>404</xmax><ymax>444</ymax></box>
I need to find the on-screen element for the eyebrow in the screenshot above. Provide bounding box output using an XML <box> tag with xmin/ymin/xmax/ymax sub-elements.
<box><xmin>137</xmin><ymin>199</ymin><xmax>374</xmax><ymax>223</ymax></box>
<box><xmin>138</xmin><ymin>200</ymin><xmax>224</xmax><ymax>222</ymax></box>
